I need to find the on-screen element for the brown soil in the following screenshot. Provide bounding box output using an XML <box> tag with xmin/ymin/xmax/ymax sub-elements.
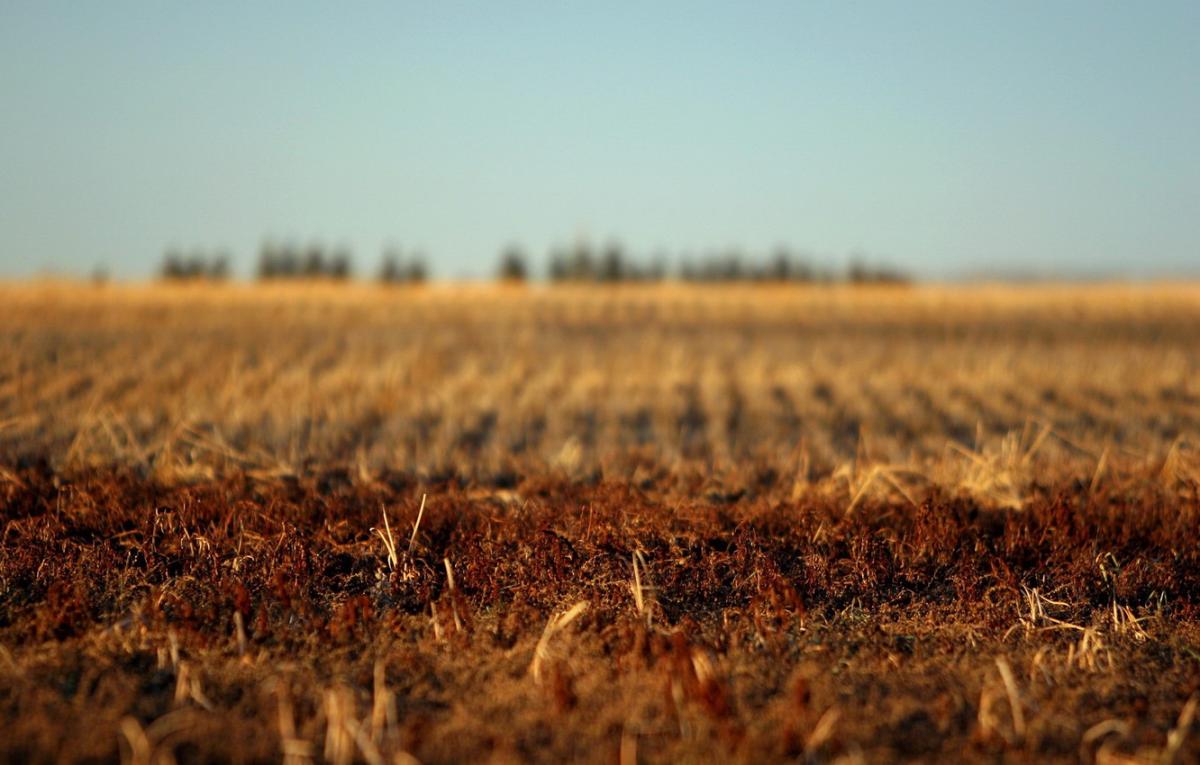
<box><xmin>2</xmin><ymin>468</ymin><xmax>1198</xmax><ymax>764</ymax></box>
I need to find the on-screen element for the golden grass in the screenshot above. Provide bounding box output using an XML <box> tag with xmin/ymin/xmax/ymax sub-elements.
<box><xmin>1</xmin><ymin>281</ymin><xmax>1198</xmax><ymax>509</ymax></box>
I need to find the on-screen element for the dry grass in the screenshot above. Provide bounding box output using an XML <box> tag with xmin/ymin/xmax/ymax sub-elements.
<box><xmin>1</xmin><ymin>281</ymin><xmax>1198</xmax><ymax>763</ymax></box>
<box><xmin>2</xmin><ymin>281</ymin><xmax>1198</xmax><ymax>501</ymax></box>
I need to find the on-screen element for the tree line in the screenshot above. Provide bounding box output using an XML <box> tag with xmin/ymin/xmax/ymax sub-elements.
<box><xmin>160</xmin><ymin>249</ymin><xmax>231</xmax><ymax>281</ymax></box>
<box><xmin>159</xmin><ymin>242</ymin><xmax>908</xmax><ymax>285</ymax></box>
<box><xmin>501</xmin><ymin>243</ymin><xmax>908</xmax><ymax>285</ymax></box>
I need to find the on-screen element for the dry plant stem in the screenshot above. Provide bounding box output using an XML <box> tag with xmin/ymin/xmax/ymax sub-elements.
<box><xmin>372</xmin><ymin>506</ymin><xmax>398</xmax><ymax>572</ymax></box>
<box><xmin>408</xmin><ymin>494</ymin><xmax>426</xmax><ymax>557</ymax></box>
<box><xmin>530</xmin><ymin>601</ymin><xmax>589</xmax><ymax>683</ymax></box>
<box><xmin>995</xmin><ymin>658</ymin><xmax>1026</xmax><ymax>741</ymax></box>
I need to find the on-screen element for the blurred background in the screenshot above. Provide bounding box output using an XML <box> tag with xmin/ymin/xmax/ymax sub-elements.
<box><xmin>1</xmin><ymin>1</ymin><xmax>1197</xmax><ymax>282</ymax></box>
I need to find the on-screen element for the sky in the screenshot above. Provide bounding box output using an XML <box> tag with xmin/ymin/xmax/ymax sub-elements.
<box><xmin>1</xmin><ymin>1</ymin><xmax>1197</xmax><ymax>280</ymax></box>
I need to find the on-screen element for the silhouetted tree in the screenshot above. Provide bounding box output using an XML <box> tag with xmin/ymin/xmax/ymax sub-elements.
<box><xmin>721</xmin><ymin>250</ymin><xmax>747</xmax><ymax>281</ymax></box>
<box><xmin>259</xmin><ymin>241</ymin><xmax>302</xmax><ymax>279</ymax></box>
<box><xmin>568</xmin><ymin>243</ymin><xmax>596</xmax><ymax>281</ymax></box>
<box><xmin>547</xmin><ymin>248</ymin><xmax>569</xmax><ymax>282</ymax></box>
<box><xmin>767</xmin><ymin>248</ymin><xmax>794</xmax><ymax>281</ymax></box>
<box><xmin>379</xmin><ymin>247</ymin><xmax>427</xmax><ymax>284</ymax></box>
<box><xmin>405</xmin><ymin>255</ymin><xmax>427</xmax><ymax>283</ymax></box>
<box><xmin>848</xmin><ymin>257</ymin><xmax>869</xmax><ymax>284</ymax></box>
<box><xmin>302</xmin><ymin>244</ymin><xmax>327</xmax><ymax>278</ymax></box>
<box><xmin>329</xmin><ymin>247</ymin><xmax>353</xmax><ymax>280</ymax></box>
<box><xmin>162</xmin><ymin>248</ymin><xmax>186</xmax><ymax>280</ymax></box>
<box><xmin>497</xmin><ymin>246</ymin><xmax>528</xmax><ymax>282</ymax></box>
<box><xmin>277</xmin><ymin>244</ymin><xmax>300</xmax><ymax>277</ymax></box>
<box><xmin>162</xmin><ymin>248</ymin><xmax>229</xmax><ymax>281</ymax></box>
<box><xmin>379</xmin><ymin>247</ymin><xmax>402</xmax><ymax>283</ymax></box>
<box><xmin>209</xmin><ymin>252</ymin><xmax>231</xmax><ymax>280</ymax></box>
<box><xmin>598</xmin><ymin>242</ymin><xmax>627</xmax><ymax>283</ymax></box>
<box><xmin>257</xmin><ymin>242</ymin><xmax>279</xmax><ymax>279</ymax></box>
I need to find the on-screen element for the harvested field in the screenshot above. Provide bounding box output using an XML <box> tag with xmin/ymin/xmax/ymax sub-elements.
<box><xmin>1</xmin><ymin>282</ymin><xmax>1199</xmax><ymax>763</ymax></box>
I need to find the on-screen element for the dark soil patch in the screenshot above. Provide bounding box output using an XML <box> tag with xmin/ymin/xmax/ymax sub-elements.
<box><xmin>1</xmin><ymin>469</ymin><xmax>1198</xmax><ymax>763</ymax></box>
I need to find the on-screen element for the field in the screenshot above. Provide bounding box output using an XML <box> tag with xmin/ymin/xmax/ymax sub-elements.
<box><xmin>2</xmin><ymin>282</ymin><xmax>1199</xmax><ymax>764</ymax></box>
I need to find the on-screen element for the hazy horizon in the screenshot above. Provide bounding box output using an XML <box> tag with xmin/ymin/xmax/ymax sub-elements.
<box><xmin>2</xmin><ymin>2</ymin><xmax>1198</xmax><ymax>281</ymax></box>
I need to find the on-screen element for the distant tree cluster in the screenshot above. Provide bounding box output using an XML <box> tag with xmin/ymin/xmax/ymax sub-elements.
<box><xmin>545</xmin><ymin>243</ymin><xmax>667</xmax><ymax>283</ymax></box>
<box><xmin>154</xmin><ymin>239</ymin><xmax>910</xmax><ymax>286</ymax></box>
<box><xmin>679</xmin><ymin>251</ymin><xmax>908</xmax><ymax>284</ymax></box>
<box><xmin>497</xmin><ymin>245</ymin><xmax>531</xmax><ymax>282</ymax></box>
<box><xmin>678</xmin><ymin>249</ymin><xmax>819</xmax><ymax>283</ymax></box>
<box><xmin>496</xmin><ymin>242</ymin><xmax>909</xmax><ymax>285</ymax></box>
<box><xmin>160</xmin><ymin>249</ymin><xmax>231</xmax><ymax>281</ymax></box>
<box><xmin>378</xmin><ymin>247</ymin><xmax>428</xmax><ymax>284</ymax></box>
<box><xmin>257</xmin><ymin>243</ymin><xmax>353</xmax><ymax>280</ymax></box>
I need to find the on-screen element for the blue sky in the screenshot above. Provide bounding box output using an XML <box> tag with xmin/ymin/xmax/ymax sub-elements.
<box><xmin>1</xmin><ymin>1</ymin><xmax>1197</xmax><ymax>279</ymax></box>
